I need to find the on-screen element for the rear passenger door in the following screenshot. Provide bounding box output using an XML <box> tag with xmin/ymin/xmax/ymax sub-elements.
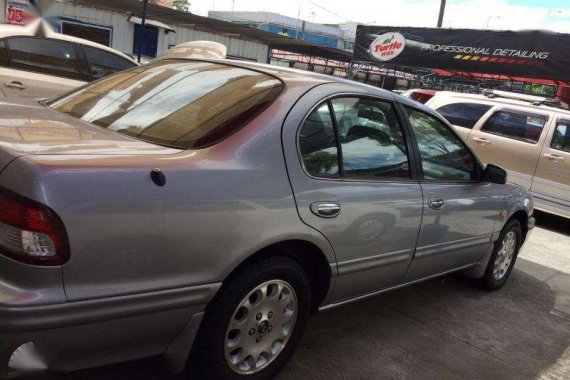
<box><xmin>469</xmin><ymin>107</ymin><xmax>550</xmax><ymax>189</ymax></box>
<box><xmin>0</xmin><ymin>37</ymin><xmax>85</xmax><ymax>98</ymax></box>
<box><xmin>283</xmin><ymin>85</ymin><xmax>423</xmax><ymax>302</ymax></box>
<box><xmin>531</xmin><ymin>117</ymin><xmax>570</xmax><ymax>214</ymax></box>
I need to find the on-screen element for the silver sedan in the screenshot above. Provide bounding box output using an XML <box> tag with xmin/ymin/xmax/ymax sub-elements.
<box><xmin>0</xmin><ymin>59</ymin><xmax>534</xmax><ymax>380</ymax></box>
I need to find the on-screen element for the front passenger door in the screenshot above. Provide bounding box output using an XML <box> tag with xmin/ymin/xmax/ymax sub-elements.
<box><xmin>403</xmin><ymin>107</ymin><xmax>501</xmax><ymax>281</ymax></box>
<box><xmin>531</xmin><ymin>118</ymin><xmax>570</xmax><ymax>214</ymax></box>
<box><xmin>468</xmin><ymin>108</ymin><xmax>549</xmax><ymax>189</ymax></box>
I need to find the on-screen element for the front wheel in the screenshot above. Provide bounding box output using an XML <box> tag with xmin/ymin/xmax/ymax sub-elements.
<box><xmin>191</xmin><ymin>256</ymin><xmax>311</xmax><ymax>380</ymax></box>
<box><xmin>481</xmin><ymin>219</ymin><xmax>522</xmax><ymax>290</ymax></box>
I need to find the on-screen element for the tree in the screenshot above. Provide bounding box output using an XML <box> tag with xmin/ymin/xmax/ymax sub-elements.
<box><xmin>173</xmin><ymin>0</ymin><xmax>190</xmax><ymax>12</ymax></box>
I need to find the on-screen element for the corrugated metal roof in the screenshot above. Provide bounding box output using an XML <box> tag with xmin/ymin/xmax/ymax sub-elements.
<box><xmin>210</xmin><ymin>11</ymin><xmax>346</xmax><ymax>38</ymax></box>
<box><xmin>69</xmin><ymin>0</ymin><xmax>353</xmax><ymax>62</ymax></box>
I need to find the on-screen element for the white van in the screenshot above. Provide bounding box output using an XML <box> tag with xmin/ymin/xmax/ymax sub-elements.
<box><xmin>427</xmin><ymin>90</ymin><xmax>570</xmax><ymax>218</ymax></box>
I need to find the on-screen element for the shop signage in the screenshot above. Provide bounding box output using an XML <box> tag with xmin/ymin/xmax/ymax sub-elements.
<box><xmin>354</xmin><ymin>25</ymin><xmax>570</xmax><ymax>81</ymax></box>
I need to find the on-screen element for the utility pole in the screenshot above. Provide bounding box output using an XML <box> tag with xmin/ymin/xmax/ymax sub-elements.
<box><xmin>437</xmin><ymin>0</ymin><xmax>446</xmax><ymax>27</ymax></box>
<box><xmin>296</xmin><ymin>5</ymin><xmax>301</xmax><ymax>40</ymax></box>
<box><xmin>137</xmin><ymin>0</ymin><xmax>149</xmax><ymax>63</ymax></box>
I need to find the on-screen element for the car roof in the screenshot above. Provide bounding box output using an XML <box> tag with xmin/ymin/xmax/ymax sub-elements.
<box><xmin>430</xmin><ymin>91</ymin><xmax>570</xmax><ymax>116</ymax></box>
<box><xmin>202</xmin><ymin>58</ymin><xmax>441</xmax><ymax>116</ymax></box>
<box><xmin>0</xmin><ymin>21</ymin><xmax>137</xmax><ymax>64</ymax></box>
<box><xmin>190</xmin><ymin>58</ymin><xmax>434</xmax><ymax>112</ymax></box>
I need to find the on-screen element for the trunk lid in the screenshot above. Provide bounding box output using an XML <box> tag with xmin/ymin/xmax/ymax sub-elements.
<box><xmin>0</xmin><ymin>98</ymin><xmax>180</xmax><ymax>171</ymax></box>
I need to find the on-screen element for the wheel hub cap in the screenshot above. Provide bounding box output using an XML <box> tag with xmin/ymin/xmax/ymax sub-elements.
<box><xmin>258</xmin><ymin>321</ymin><xmax>269</xmax><ymax>334</ymax></box>
<box><xmin>224</xmin><ymin>280</ymin><xmax>298</xmax><ymax>375</ymax></box>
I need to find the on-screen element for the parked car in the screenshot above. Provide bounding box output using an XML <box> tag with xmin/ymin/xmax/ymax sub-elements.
<box><xmin>427</xmin><ymin>90</ymin><xmax>570</xmax><ymax>219</ymax></box>
<box><xmin>401</xmin><ymin>88</ymin><xmax>437</xmax><ymax>104</ymax></box>
<box><xmin>0</xmin><ymin>59</ymin><xmax>534</xmax><ymax>380</ymax></box>
<box><xmin>0</xmin><ymin>19</ymin><xmax>137</xmax><ymax>99</ymax></box>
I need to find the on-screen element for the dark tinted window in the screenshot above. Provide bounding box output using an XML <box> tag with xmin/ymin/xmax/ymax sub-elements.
<box><xmin>83</xmin><ymin>45</ymin><xmax>136</xmax><ymax>80</ymax></box>
<box><xmin>481</xmin><ymin>109</ymin><xmax>547</xmax><ymax>144</ymax></box>
<box><xmin>62</xmin><ymin>22</ymin><xmax>111</xmax><ymax>47</ymax></box>
<box><xmin>299</xmin><ymin>103</ymin><xmax>339</xmax><ymax>177</ymax></box>
<box><xmin>551</xmin><ymin>119</ymin><xmax>570</xmax><ymax>153</ymax></box>
<box><xmin>0</xmin><ymin>40</ymin><xmax>8</xmax><ymax>66</ymax></box>
<box><xmin>436</xmin><ymin>102</ymin><xmax>492</xmax><ymax>129</ymax></box>
<box><xmin>7</xmin><ymin>37</ymin><xmax>80</xmax><ymax>79</ymax></box>
<box><xmin>407</xmin><ymin>108</ymin><xmax>478</xmax><ymax>181</ymax></box>
<box><xmin>332</xmin><ymin>98</ymin><xmax>410</xmax><ymax>179</ymax></box>
<box><xmin>48</xmin><ymin>60</ymin><xmax>284</xmax><ymax>149</ymax></box>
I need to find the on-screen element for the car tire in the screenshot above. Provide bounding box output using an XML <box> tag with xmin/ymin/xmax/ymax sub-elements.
<box><xmin>191</xmin><ymin>256</ymin><xmax>311</xmax><ymax>380</ymax></box>
<box><xmin>481</xmin><ymin>219</ymin><xmax>522</xmax><ymax>291</ymax></box>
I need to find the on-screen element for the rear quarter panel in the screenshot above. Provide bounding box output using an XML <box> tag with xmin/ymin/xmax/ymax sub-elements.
<box><xmin>0</xmin><ymin>82</ymin><xmax>336</xmax><ymax>302</ymax></box>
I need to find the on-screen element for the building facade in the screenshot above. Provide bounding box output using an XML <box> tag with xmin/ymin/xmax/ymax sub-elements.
<box><xmin>0</xmin><ymin>0</ymin><xmax>270</xmax><ymax>62</ymax></box>
<box><xmin>209</xmin><ymin>11</ymin><xmax>355</xmax><ymax>51</ymax></box>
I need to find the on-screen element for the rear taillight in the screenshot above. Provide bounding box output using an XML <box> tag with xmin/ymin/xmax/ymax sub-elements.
<box><xmin>0</xmin><ymin>188</ymin><xmax>69</xmax><ymax>265</ymax></box>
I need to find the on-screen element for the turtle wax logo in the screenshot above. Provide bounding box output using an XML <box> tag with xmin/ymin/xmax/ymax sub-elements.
<box><xmin>370</xmin><ymin>32</ymin><xmax>406</xmax><ymax>61</ymax></box>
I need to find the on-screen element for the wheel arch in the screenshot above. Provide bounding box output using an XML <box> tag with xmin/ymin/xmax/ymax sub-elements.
<box><xmin>508</xmin><ymin>209</ymin><xmax>529</xmax><ymax>243</ymax></box>
<box><xmin>221</xmin><ymin>239</ymin><xmax>334</xmax><ymax>313</ymax></box>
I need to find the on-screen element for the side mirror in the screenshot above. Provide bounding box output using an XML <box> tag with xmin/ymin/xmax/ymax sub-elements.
<box><xmin>484</xmin><ymin>164</ymin><xmax>508</xmax><ymax>184</ymax></box>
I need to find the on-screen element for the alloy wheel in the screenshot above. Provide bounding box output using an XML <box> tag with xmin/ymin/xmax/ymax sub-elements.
<box><xmin>224</xmin><ymin>280</ymin><xmax>298</xmax><ymax>375</ymax></box>
<box><xmin>493</xmin><ymin>231</ymin><xmax>516</xmax><ymax>280</ymax></box>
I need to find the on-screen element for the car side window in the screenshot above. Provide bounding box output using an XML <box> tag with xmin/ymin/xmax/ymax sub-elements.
<box><xmin>0</xmin><ymin>40</ymin><xmax>8</xmax><ymax>66</ymax></box>
<box><xmin>435</xmin><ymin>102</ymin><xmax>492</xmax><ymax>129</ymax></box>
<box><xmin>82</xmin><ymin>45</ymin><xmax>136</xmax><ymax>80</ymax></box>
<box><xmin>331</xmin><ymin>98</ymin><xmax>410</xmax><ymax>179</ymax></box>
<box><xmin>6</xmin><ymin>37</ymin><xmax>80</xmax><ymax>79</ymax></box>
<box><xmin>551</xmin><ymin>119</ymin><xmax>570</xmax><ymax>153</ymax></box>
<box><xmin>481</xmin><ymin>109</ymin><xmax>548</xmax><ymax>144</ymax></box>
<box><xmin>299</xmin><ymin>103</ymin><xmax>340</xmax><ymax>177</ymax></box>
<box><xmin>406</xmin><ymin>107</ymin><xmax>478</xmax><ymax>182</ymax></box>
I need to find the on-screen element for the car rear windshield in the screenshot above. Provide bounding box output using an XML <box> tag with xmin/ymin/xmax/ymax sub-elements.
<box><xmin>47</xmin><ymin>60</ymin><xmax>284</xmax><ymax>149</ymax></box>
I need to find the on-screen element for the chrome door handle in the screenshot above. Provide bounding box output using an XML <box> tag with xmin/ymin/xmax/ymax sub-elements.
<box><xmin>472</xmin><ymin>137</ymin><xmax>491</xmax><ymax>145</ymax></box>
<box><xmin>428</xmin><ymin>198</ymin><xmax>445</xmax><ymax>210</ymax></box>
<box><xmin>310</xmin><ymin>202</ymin><xmax>341</xmax><ymax>218</ymax></box>
<box><xmin>543</xmin><ymin>153</ymin><xmax>565</xmax><ymax>162</ymax></box>
<box><xmin>4</xmin><ymin>81</ymin><xmax>26</xmax><ymax>90</ymax></box>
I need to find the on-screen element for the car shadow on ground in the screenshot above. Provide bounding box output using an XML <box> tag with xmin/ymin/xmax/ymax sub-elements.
<box><xmin>534</xmin><ymin>210</ymin><xmax>569</xmax><ymax>236</ymax></box>
<box><xmin>31</xmin><ymin>254</ymin><xmax>569</xmax><ymax>380</ymax></box>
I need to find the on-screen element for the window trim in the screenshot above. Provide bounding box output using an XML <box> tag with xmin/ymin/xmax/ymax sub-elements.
<box><xmin>3</xmin><ymin>36</ymin><xmax>83</xmax><ymax>81</ymax></box>
<box><xmin>480</xmin><ymin>107</ymin><xmax>550</xmax><ymax>145</ymax></box>
<box><xmin>296</xmin><ymin>93</ymin><xmax>419</xmax><ymax>183</ymax></box>
<box><xmin>550</xmin><ymin>117</ymin><xmax>570</xmax><ymax>153</ymax></box>
<box><xmin>327</xmin><ymin>99</ymin><xmax>344</xmax><ymax>178</ymax></box>
<box><xmin>402</xmin><ymin>104</ymin><xmax>485</xmax><ymax>184</ymax></box>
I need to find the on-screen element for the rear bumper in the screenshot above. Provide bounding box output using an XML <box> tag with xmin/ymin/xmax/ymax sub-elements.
<box><xmin>0</xmin><ymin>283</ymin><xmax>220</xmax><ymax>378</ymax></box>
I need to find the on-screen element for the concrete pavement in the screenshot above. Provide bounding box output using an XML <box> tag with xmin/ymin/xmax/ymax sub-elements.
<box><xmin>56</xmin><ymin>211</ymin><xmax>570</xmax><ymax>380</ymax></box>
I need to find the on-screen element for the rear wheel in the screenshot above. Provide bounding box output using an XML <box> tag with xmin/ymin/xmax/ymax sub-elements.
<box><xmin>481</xmin><ymin>219</ymin><xmax>522</xmax><ymax>290</ymax></box>
<box><xmin>191</xmin><ymin>257</ymin><xmax>311</xmax><ymax>380</ymax></box>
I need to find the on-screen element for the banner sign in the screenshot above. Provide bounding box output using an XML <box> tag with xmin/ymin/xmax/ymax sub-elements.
<box><xmin>354</xmin><ymin>25</ymin><xmax>570</xmax><ymax>81</ymax></box>
<box><xmin>6</xmin><ymin>0</ymin><xmax>38</xmax><ymax>26</ymax></box>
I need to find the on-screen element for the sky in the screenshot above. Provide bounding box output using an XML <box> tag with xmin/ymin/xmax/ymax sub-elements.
<box><xmin>188</xmin><ymin>0</ymin><xmax>570</xmax><ymax>32</ymax></box>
